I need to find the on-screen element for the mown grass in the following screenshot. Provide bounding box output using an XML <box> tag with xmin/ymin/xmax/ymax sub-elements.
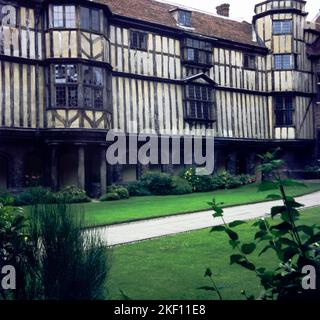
<box><xmin>106</xmin><ymin>207</ymin><xmax>320</xmax><ymax>300</ymax></box>
<box><xmin>77</xmin><ymin>182</ymin><xmax>320</xmax><ymax>227</ymax></box>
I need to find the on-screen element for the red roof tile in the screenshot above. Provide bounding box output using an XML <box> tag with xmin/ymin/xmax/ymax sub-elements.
<box><xmin>97</xmin><ymin>0</ymin><xmax>262</xmax><ymax>47</ymax></box>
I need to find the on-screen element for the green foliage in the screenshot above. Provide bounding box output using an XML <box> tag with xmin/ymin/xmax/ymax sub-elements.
<box><xmin>206</xmin><ymin>149</ymin><xmax>320</xmax><ymax>300</ymax></box>
<box><xmin>14</xmin><ymin>187</ymin><xmax>56</xmax><ymax>206</ymax></box>
<box><xmin>126</xmin><ymin>181</ymin><xmax>151</xmax><ymax>197</ymax></box>
<box><xmin>140</xmin><ymin>172</ymin><xmax>174</xmax><ymax>195</ymax></box>
<box><xmin>56</xmin><ymin>185</ymin><xmax>91</xmax><ymax>204</ymax></box>
<box><xmin>107</xmin><ymin>185</ymin><xmax>130</xmax><ymax>200</ymax></box>
<box><xmin>211</xmin><ymin>171</ymin><xmax>242</xmax><ymax>190</ymax></box>
<box><xmin>100</xmin><ymin>192</ymin><xmax>121</xmax><ymax>202</ymax></box>
<box><xmin>182</xmin><ymin>168</ymin><xmax>255</xmax><ymax>192</ymax></box>
<box><xmin>0</xmin><ymin>204</ymin><xmax>30</xmax><ymax>300</ymax></box>
<box><xmin>170</xmin><ymin>177</ymin><xmax>193</xmax><ymax>195</ymax></box>
<box><xmin>26</xmin><ymin>204</ymin><xmax>110</xmax><ymax>300</ymax></box>
<box><xmin>0</xmin><ymin>189</ymin><xmax>15</xmax><ymax>206</ymax></box>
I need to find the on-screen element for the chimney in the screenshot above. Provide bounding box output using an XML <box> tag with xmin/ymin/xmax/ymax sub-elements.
<box><xmin>216</xmin><ymin>3</ymin><xmax>230</xmax><ymax>17</ymax></box>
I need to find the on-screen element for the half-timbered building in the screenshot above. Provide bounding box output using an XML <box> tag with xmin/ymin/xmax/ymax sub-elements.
<box><xmin>0</xmin><ymin>0</ymin><xmax>319</xmax><ymax>196</ymax></box>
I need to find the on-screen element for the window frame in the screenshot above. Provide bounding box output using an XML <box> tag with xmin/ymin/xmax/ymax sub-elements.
<box><xmin>178</xmin><ymin>10</ymin><xmax>192</xmax><ymax>27</ymax></box>
<box><xmin>182</xmin><ymin>38</ymin><xmax>213</xmax><ymax>67</ymax></box>
<box><xmin>51</xmin><ymin>5</ymin><xmax>76</xmax><ymax>29</ymax></box>
<box><xmin>274</xmin><ymin>54</ymin><xmax>295</xmax><ymax>70</ymax></box>
<box><xmin>53</xmin><ymin>64</ymin><xmax>79</xmax><ymax>108</ymax></box>
<box><xmin>80</xmin><ymin>6</ymin><xmax>102</xmax><ymax>33</ymax></box>
<box><xmin>243</xmin><ymin>54</ymin><xmax>256</xmax><ymax>70</ymax></box>
<box><xmin>49</xmin><ymin>64</ymin><xmax>106</xmax><ymax>110</ymax></box>
<box><xmin>274</xmin><ymin>95</ymin><xmax>295</xmax><ymax>127</ymax></box>
<box><xmin>184</xmin><ymin>84</ymin><xmax>215</xmax><ymax>123</ymax></box>
<box><xmin>272</xmin><ymin>19</ymin><xmax>293</xmax><ymax>35</ymax></box>
<box><xmin>129</xmin><ymin>30</ymin><xmax>148</xmax><ymax>51</ymax></box>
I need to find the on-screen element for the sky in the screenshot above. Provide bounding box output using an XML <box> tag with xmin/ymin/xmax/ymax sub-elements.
<box><xmin>158</xmin><ymin>0</ymin><xmax>319</xmax><ymax>22</ymax></box>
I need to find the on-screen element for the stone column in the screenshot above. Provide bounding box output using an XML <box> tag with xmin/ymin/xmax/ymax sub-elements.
<box><xmin>50</xmin><ymin>144</ymin><xmax>59</xmax><ymax>192</ymax></box>
<box><xmin>137</xmin><ymin>163</ymin><xmax>149</xmax><ymax>179</ymax></box>
<box><xmin>100</xmin><ymin>147</ymin><xmax>107</xmax><ymax>196</ymax></box>
<box><xmin>10</xmin><ymin>152</ymin><xmax>24</xmax><ymax>191</ymax></box>
<box><xmin>77</xmin><ymin>145</ymin><xmax>85</xmax><ymax>190</ymax></box>
<box><xmin>113</xmin><ymin>164</ymin><xmax>123</xmax><ymax>184</ymax></box>
<box><xmin>246</xmin><ymin>153</ymin><xmax>256</xmax><ymax>175</ymax></box>
<box><xmin>226</xmin><ymin>151</ymin><xmax>237</xmax><ymax>175</ymax></box>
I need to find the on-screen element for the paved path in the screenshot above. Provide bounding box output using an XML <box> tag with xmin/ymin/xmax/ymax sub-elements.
<box><xmin>95</xmin><ymin>191</ymin><xmax>320</xmax><ymax>246</ymax></box>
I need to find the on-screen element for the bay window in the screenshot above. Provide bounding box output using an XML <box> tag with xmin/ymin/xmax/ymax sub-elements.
<box><xmin>49</xmin><ymin>64</ymin><xmax>107</xmax><ymax>110</ymax></box>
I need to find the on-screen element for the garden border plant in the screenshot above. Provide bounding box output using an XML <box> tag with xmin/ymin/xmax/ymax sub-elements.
<box><xmin>204</xmin><ymin>149</ymin><xmax>320</xmax><ymax>300</ymax></box>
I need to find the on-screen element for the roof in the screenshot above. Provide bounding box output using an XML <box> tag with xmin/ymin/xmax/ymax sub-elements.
<box><xmin>96</xmin><ymin>0</ymin><xmax>262</xmax><ymax>48</ymax></box>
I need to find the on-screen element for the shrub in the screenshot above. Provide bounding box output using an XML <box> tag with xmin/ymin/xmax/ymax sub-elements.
<box><xmin>126</xmin><ymin>181</ymin><xmax>151</xmax><ymax>197</ymax></box>
<box><xmin>100</xmin><ymin>192</ymin><xmax>121</xmax><ymax>201</ymax></box>
<box><xmin>107</xmin><ymin>185</ymin><xmax>129</xmax><ymax>199</ymax></box>
<box><xmin>211</xmin><ymin>171</ymin><xmax>242</xmax><ymax>190</ymax></box>
<box><xmin>238</xmin><ymin>174</ymin><xmax>256</xmax><ymax>185</ymax></box>
<box><xmin>0</xmin><ymin>189</ymin><xmax>15</xmax><ymax>206</ymax></box>
<box><xmin>140</xmin><ymin>172</ymin><xmax>173</xmax><ymax>195</ymax></box>
<box><xmin>171</xmin><ymin>177</ymin><xmax>193</xmax><ymax>195</ymax></box>
<box><xmin>27</xmin><ymin>204</ymin><xmax>110</xmax><ymax>300</ymax></box>
<box><xmin>56</xmin><ymin>186</ymin><xmax>91</xmax><ymax>204</ymax></box>
<box><xmin>14</xmin><ymin>187</ymin><xmax>56</xmax><ymax>206</ymax></box>
<box><xmin>182</xmin><ymin>168</ymin><xmax>216</xmax><ymax>192</ymax></box>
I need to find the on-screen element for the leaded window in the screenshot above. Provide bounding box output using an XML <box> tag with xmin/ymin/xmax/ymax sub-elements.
<box><xmin>274</xmin><ymin>54</ymin><xmax>294</xmax><ymax>70</ymax></box>
<box><xmin>54</xmin><ymin>64</ymin><xmax>78</xmax><ymax>108</ymax></box>
<box><xmin>273</xmin><ymin>20</ymin><xmax>292</xmax><ymax>35</ymax></box>
<box><xmin>130</xmin><ymin>30</ymin><xmax>148</xmax><ymax>50</ymax></box>
<box><xmin>185</xmin><ymin>85</ymin><xmax>215</xmax><ymax>121</ymax></box>
<box><xmin>275</xmin><ymin>96</ymin><xmax>294</xmax><ymax>126</ymax></box>
<box><xmin>178</xmin><ymin>10</ymin><xmax>192</xmax><ymax>27</ymax></box>
<box><xmin>83</xmin><ymin>66</ymin><xmax>104</xmax><ymax>109</ymax></box>
<box><xmin>80</xmin><ymin>6</ymin><xmax>101</xmax><ymax>33</ymax></box>
<box><xmin>244</xmin><ymin>54</ymin><xmax>256</xmax><ymax>70</ymax></box>
<box><xmin>52</xmin><ymin>5</ymin><xmax>76</xmax><ymax>28</ymax></box>
<box><xmin>50</xmin><ymin>64</ymin><xmax>105</xmax><ymax>109</ymax></box>
<box><xmin>182</xmin><ymin>38</ymin><xmax>212</xmax><ymax>67</ymax></box>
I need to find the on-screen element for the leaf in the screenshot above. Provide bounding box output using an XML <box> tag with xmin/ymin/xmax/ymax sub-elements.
<box><xmin>278</xmin><ymin>237</ymin><xmax>299</xmax><ymax>248</ymax></box>
<box><xmin>255</xmin><ymin>230</ymin><xmax>268</xmax><ymax>240</ymax></box>
<box><xmin>238</xmin><ymin>261</ymin><xmax>256</xmax><ymax>271</ymax></box>
<box><xmin>241</xmin><ymin>243</ymin><xmax>257</xmax><ymax>255</ymax></box>
<box><xmin>304</xmin><ymin>233</ymin><xmax>320</xmax><ymax>246</ymax></box>
<box><xmin>296</xmin><ymin>225</ymin><xmax>314</xmax><ymax>237</ymax></box>
<box><xmin>210</xmin><ymin>225</ymin><xmax>226</xmax><ymax>232</ymax></box>
<box><xmin>266</xmin><ymin>194</ymin><xmax>282</xmax><ymax>200</ymax></box>
<box><xmin>204</xmin><ymin>268</ymin><xmax>212</xmax><ymax>277</ymax></box>
<box><xmin>282</xmin><ymin>247</ymin><xmax>300</xmax><ymax>261</ymax></box>
<box><xmin>270</xmin><ymin>222</ymin><xmax>292</xmax><ymax>232</ymax></box>
<box><xmin>229</xmin><ymin>239</ymin><xmax>240</xmax><ymax>249</ymax></box>
<box><xmin>198</xmin><ymin>286</ymin><xmax>216</xmax><ymax>292</ymax></box>
<box><xmin>229</xmin><ymin>220</ymin><xmax>246</xmax><ymax>228</ymax></box>
<box><xmin>230</xmin><ymin>254</ymin><xmax>244</xmax><ymax>265</ymax></box>
<box><xmin>226</xmin><ymin>228</ymin><xmax>239</xmax><ymax>241</ymax></box>
<box><xmin>271</xmin><ymin>206</ymin><xmax>286</xmax><ymax>218</ymax></box>
<box><xmin>258</xmin><ymin>181</ymin><xmax>279</xmax><ymax>192</ymax></box>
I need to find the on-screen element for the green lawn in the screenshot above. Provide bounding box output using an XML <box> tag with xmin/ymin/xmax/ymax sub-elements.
<box><xmin>78</xmin><ymin>182</ymin><xmax>320</xmax><ymax>227</ymax></box>
<box><xmin>106</xmin><ymin>207</ymin><xmax>320</xmax><ymax>300</ymax></box>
